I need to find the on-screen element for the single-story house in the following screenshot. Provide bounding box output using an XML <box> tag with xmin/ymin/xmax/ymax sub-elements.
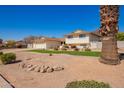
<box><xmin>15</xmin><ymin>40</ymin><xmax>27</xmax><ymax>48</ymax></box>
<box><xmin>64</xmin><ymin>30</ymin><xmax>101</xmax><ymax>49</ymax></box>
<box><xmin>27</xmin><ymin>37</ymin><xmax>65</xmax><ymax>49</ymax></box>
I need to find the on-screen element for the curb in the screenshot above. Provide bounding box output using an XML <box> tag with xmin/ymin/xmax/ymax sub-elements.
<box><xmin>0</xmin><ymin>74</ymin><xmax>14</xmax><ymax>88</ymax></box>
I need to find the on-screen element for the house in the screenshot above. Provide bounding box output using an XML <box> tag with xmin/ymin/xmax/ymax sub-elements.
<box><xmin>27</xmin><ymin>37</ymin><xmax>64</xmax><ymax>49</ymax></box>
<box><xmin>64</xmin><ymin>30</ymin><xmax>101</xmax><ymax>49</ymax></box>
<box><xmin>15</xmin><ymin>40</ymin><xmax>27</xmax><ymax>48</ymax></box>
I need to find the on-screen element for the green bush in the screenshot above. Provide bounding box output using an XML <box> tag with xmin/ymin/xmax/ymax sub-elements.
<box><xmin>0</xmin><ymin>53</ymin><xmax>16</xmax><ymax>64</ymax></box>
<box><xmin>49</xmin><ymin>53</ymin><xmax>53</xmax><ymax>56</ymax></box>
<box><xmin>65</xmin><ymin>80</ymin><xmax>111</xmax><ymax>88</ymax></box>
<box><xmin>85</xmin><ymin>48</ymin><xmax>91</xmax><ymax>51</ymax></box>
<box><xmin>0</xmin><ymin>52</ymin><xmax>3</xmax><ymax>56</ymax></box>
<box><xmin>54</xmin><ymin>47</ymin><xmax>58</xmax><ymax>50</ymax></box>
<box><xmin>74</xmin><ymin>48</ymin><xmax>79</xmax><ymax>51</ymax></box>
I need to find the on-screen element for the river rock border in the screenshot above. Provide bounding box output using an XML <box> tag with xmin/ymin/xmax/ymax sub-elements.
<box><xmin>19</xmin><ymin>63</ymin><xmax>64</xmax><ymax>73</ymax></box>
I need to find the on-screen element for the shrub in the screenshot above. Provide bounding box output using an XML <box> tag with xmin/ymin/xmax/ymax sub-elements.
<box><xmin>65</xmin><ymin>80</ymin><xmax>111</xmax><ymax>88</ymax></box>
<box><xmin>49</xmin><ymin>53</ymin><xmax>53</xmax><ymax>56</ymax></box>
<box><xmin>54</xmin><ymin>47</ymin><xmax>58</xmax><ymax>50</ymax></box>
<box><xmin>85</xmin><ymin>48</ymin><xmax>91</xmax><ymax>51</ymax></box>
<box><xmin>0</xmin><ymin>51</ymin><xmax>3</xmax><ymax>56</ymax></box>
<box><xmin>74</xmin><ymin>48</ymin><xmax>79</xmax><ymax>51</ymax></box>
<box><xmin>64</xmin><ymin>45</ymin><xmax>69</xmax><ymax>48</ymax></box>
<box><xmin>71</xmin><ymin>46</ymin><xmax>76</xmax><ymax>49</ymax></box>
<box><xmin>61</xmin><ymin>48</ymin><xmax>67</xmax><ymax>51</ymax></box>
<box><xmin>0</xmin><ymin>53</ymin><xmax>16</xmax><ymax>64</ymax></box>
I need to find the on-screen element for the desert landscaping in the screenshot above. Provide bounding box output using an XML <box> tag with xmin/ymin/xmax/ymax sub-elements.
<box><xmin>0</xmin><ymin>48</ymin><xmax>124</xmax><ymax>88</ymax></box>
<box><xmin>0</xmin><ymin>5</ymin><xmax>124</xmax><ymax>88</ymax></box>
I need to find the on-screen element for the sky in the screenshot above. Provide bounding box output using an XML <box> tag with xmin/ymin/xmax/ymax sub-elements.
<box><xmin>0</xmin><ymin>5</ymin><xmax>124</xmax><ymax>41</ymax></box>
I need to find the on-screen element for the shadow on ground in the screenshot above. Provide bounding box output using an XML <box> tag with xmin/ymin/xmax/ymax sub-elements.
<box><xmin>7</xmin><ymin>60</ymin><xmax>22</xmax><ymax>64</ymax></box>
<box><xmin>119</xmin><ymin>53</ymin><xmax>124</xmax><ymax>60</ymax></box>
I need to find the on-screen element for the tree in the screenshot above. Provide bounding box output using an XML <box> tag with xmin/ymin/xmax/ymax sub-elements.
<box><xmin>6</xmin><ymin>40</ymin><xmax>16</xmax><ymax>48</ymax></box>
<box><xmin>99</xmin><ymin>5</ymin><xmax>120</xmax><ymax>65</ymax></box>
<box><xmin>117</xmin><ymin>32</ymin><xmax>124</xmax><ymax>41</ymax></box>
<box><xmin>24</xmin><ymin>36</ymin><xmax>36</xmax><ymax>44</ymax></box>
<box><xmin>23</xmin><ymin>36</ymin><xmax>46</xmax><ymax>44</ymax></box>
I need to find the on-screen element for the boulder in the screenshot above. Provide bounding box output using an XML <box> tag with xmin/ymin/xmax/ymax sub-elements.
<box><xmin>27</xmin><ymin>64</ymin><xmax>33</xmax><ymax>68</ymax></box>
<box><xmin>27</xmin><ymin>65</ymin><xmax>37</xmax><ymax>71</ymax></box>
<box><xmin>19</xmin><ymin>63</ymin><xmax>25</xmax><ymax>69</ymax></box>
<box><xmin>46</xmin><ymin>67</ymin><xmax>54</xmax><ymax>73</ymax></box>
<box><xmin>34</xmin><ymin>66</ymin><xmax>41</xmax><ymax>72</ymax></box>
<box><xmin>53</xmin><ymin>66</ymin><xmax>64</xmax><ymax>71</ymax></box>
<box><xmin>40</xmin><ymin>68</ymin><xmax>45</xmax><ymax>73</ymax></box>
<box><xmin>40</xmin><ymin>65</ymin><xmax>49</xmax><ymax>73</ymax></box>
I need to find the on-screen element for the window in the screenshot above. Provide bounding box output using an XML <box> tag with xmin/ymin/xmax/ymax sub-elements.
<box><xmin>68</xmin><ymin>35</ymin><xmax>73</xmax><ymax>38</ymax></box>
<box><xmin>79</xmin><ymin>34</ymin><xmax>85</xmax><ymax>38</ymax></box>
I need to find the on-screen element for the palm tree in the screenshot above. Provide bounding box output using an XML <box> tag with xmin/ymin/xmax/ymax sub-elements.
<box><xmin>99</xmin><ymin>5</ymin><xmax>120</xmax><ymax>65</ymax></box>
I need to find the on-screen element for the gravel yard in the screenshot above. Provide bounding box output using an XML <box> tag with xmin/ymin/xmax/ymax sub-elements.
<box><xmin>0</xmin><ymin>49</ymin><xmax>124</xmax><ymax>88</ymax></box>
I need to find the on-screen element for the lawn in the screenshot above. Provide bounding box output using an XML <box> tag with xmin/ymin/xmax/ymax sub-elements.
<box><xmin>28</xmin><ymin>50</ymin><xmax>101</xmax><ymax>57</ymax></box>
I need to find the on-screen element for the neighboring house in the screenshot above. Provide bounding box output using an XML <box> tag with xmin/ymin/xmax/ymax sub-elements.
<box><xmin>64</xmin><ymin>30</ymin><xmax>101</xmax><ymax>49</ymax></box>
<box><xmin>27</xmin><ymin>37</ymin><xmax>64</xmax><ymax>49</ymax></box>
<box><xmin>16</xmin><ymin>40</ymin><xmax>27</xmax><ymax>48</ymax></box>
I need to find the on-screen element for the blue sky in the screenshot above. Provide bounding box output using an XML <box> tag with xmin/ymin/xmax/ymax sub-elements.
<box><xmin>0</xmin><ymin>5</ymin><xmax>124</xmax><ymax>41</ymax></box>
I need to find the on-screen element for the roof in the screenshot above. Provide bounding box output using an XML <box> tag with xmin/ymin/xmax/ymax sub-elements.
<box><xmin>33</xmin><ymin>37</ymin><xmax>65</xmax><ymax>43</ymax></box>
<box><xmin>65</xmin><ymin>29</ymin><xmax>101</xmax><ymax>37</ymax></box>
<box><xmin>65</xmin><ymin>30</ymin><xmax>89</xmax><ymax>37</ymax></box>
<box><xmin>91</xmin><ymin>29</ymin><xmax>101</xmax><ymax>37</ymax></box>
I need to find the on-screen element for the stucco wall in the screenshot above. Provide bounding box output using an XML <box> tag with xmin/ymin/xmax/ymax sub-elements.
<box><xmin>33</xmin><ymin>43</ymin><xmax>47</xmax><ymax>49</ymax></box>
<box><xmin>95</xmin><ymin>41</ymin><xmax>124</xmax><ymax>49</ymax></box>
<box><xmin>27</xmin><ymin>41</ymin><xmax>61</xmax><ymax>49</ymax></box>
<box><xmin>46</xmin><ymin>41</ymin><xmax>61</xmax><ymax>49</ymax></box>
<box><xmin>27</xmin><ymin>44</ymin><xmax>33</xmax><ymax>48</ymax></box>
<box><xmin>65</xmin><ymin>35</ymin><xmax>90</xmax><ymax>44</ymax></box>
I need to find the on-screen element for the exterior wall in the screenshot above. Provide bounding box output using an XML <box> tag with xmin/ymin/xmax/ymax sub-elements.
<box><xmin>89</xmin><ymin>34</ymin><xmax>101</xmax><ymax>49</ymax></box>
<box><xmin>27</xmin><ymin>44</ymin><xmax>33</xmax><ymax>48</ymax></box>
<box><xmin>27</xmin><ymin>41</ymin><xmax>61</xmax><ymax>49</ymax></box>
<box><xmin>76</xmin><ymin>45</ymin><xmax>84</xmax><ymax>49</ymax></box>
<box><xmin>117</xmin><ymin>41</ymin><xmax>124</xmax><ymax>48</ymax></box>
<box><xmin>65</xmin><ymin>35</ymin><xmax>90</xmax><ymax>44</ymax></box>
<box><xmin>46</xmin><ymin>41</ymin><xmax>61</xmax><ymax>49</ymax></box>
<box><xmin>95</xmin><ymin>41</ymin><xmax>124</xmax><ymax>49</ymax></box>
<box><xmin>33</xmin><ymin>43</ymin><xmax>47</xmax><ymax>49</ymax></box>
<box><xmin>65</xmin><ymin>34</ymin><xmax>101</xmax><ymax>49</ymax></box>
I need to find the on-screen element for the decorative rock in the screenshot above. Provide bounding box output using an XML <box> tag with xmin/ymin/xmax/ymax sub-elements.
<box><xmin>53</xmin><ymin>66</ymin><xmax>64</xmax><ymax>71</ymax></box>
<box><xmin>46</xmin><ymin>67</ymin><xmax>54</xmax><ymax>73</ymax></box>
<box><xmin>40</xmin><ymin>67</ymin><xmax>46</xmax><ymax>73</ymax></box>
<box><xmin>27</xmin><ymin>65</ymin><xmax>37</xmax><ymax>71</ymax></box>
<box><xmin>27</xmin><ymin>64</ymin><xmax>33</xmax><ymax>68</ymax></box>
<box><xmin>19</xmin><ymin>63</ymin><xmax>25</xmax><ymax>69</ymax></box>
<box><xmin>34</xmin><ymin>66</ymin><xmax>41</xmax><ymax>72</ymax></box>
<box><xmin>19</xmin><ymin>63</ymin><xmax>64</xmax><ymax>73</ymax></box>
<box><xmin>40</xmin><ymin>65</ymin><xmax>49</xmax><ymax>73</ymax></box>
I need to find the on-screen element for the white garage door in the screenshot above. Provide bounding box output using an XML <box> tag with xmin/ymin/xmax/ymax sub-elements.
<box><xmin>33</xmin><ymin>43</ymin><xmax>46</xmax><ymax>49</ymax></box>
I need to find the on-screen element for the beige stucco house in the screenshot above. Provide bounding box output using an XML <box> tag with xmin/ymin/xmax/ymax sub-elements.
<box><xmin>27</xmin><ymin>37</ymin><xmax>64</xmax><ymax>49</ymax></box>
<box><xmin>64</xmin><ymin>30</ymin><xmax>101</xmax><ymax>49</ymax></box>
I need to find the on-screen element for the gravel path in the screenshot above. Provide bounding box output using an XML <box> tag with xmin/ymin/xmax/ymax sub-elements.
<box><xmin>0</xmin><ymin>49</ymin><xmax>124</xmax><ymax>88</ymax></box>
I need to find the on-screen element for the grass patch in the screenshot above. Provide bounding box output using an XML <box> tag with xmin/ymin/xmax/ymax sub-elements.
<box><xmin>28</xmin><ymin>50</ymin><xmax>100</xmax><ymax>57</ymax></box>
<box><xmin>65</xmin><ymin>80</ymin><xmax>111</xmax><ymax>88</ymax></box>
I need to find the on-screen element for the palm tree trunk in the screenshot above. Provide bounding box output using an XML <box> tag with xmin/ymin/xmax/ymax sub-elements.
<box><xmin>99</xmin><ymin>5</ymin><xmax>120</xmax><ymax>65</ymax></box>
